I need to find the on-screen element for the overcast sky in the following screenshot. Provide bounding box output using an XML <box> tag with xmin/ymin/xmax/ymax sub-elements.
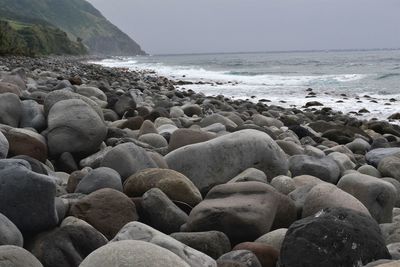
<box><xmin>87</xmin><ymin>0</ymin><xmax>400</xmax><ymax>55</ymax></box>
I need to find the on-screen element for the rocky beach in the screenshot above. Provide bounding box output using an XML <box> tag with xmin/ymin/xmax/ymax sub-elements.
<box><xmin>1</xmin><ymin>56</ymin><xmax>400</xmax><ymax>267</ymax></box>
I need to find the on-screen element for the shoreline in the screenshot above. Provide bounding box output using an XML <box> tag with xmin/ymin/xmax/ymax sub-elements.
<box><xmin>0</xmin><ymin>55</ymin><xmax>400</xmax><ymax>266</ymax></box>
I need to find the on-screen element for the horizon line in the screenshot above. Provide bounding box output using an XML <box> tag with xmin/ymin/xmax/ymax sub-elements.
<box><xmin>148</xmin><ymin>47</ymin><xmax>400</xmax><ymax>57</ymax></box>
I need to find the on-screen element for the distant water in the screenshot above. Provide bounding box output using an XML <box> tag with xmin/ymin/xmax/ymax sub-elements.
<box><xmin>92</xmin><ymin>50</ymin><xmax>400</xmax><ymax>120</ymax></box>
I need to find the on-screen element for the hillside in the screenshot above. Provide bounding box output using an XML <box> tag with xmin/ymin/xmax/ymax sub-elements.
<box><xmin>0</xmin><ymin>0</ymin><xmax>145</xmax><ymax>56</ymax></box>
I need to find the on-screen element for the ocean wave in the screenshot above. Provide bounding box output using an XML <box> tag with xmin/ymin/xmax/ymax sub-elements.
<box><xmin>376</xmin><ymin>73</ymin><xmax>400</xmax><ymax>80</ymax></box>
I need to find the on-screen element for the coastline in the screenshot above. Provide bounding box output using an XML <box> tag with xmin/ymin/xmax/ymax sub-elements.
<box><xmin>0</xmin><ymin>55</ymin><xmax>400</xmax><ymax>266</ymax></box>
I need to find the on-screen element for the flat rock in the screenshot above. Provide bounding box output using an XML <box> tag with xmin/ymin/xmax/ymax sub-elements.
<box><xmin>280</xmin><ymin>207</ymin><xmax>391</xmax><ymax>267</ymax></box>
<box><xmin>124</xmin><ymin>168</ymin><xmax>202</xmax><ymax>207</ymax></box>
<box><xmin>80</xmin><ymin>240</ymin><xmax>190</xmax><ymax>267</ymax></box>
<box><xmin>112</xmin><ymin>222</ymin><xmax>216</xmax><ymax>267</ymax></box>
<box><xmin>166</xmin><ymin>129</ymin><xmax>288</xmax><ymax>194</ymax></box>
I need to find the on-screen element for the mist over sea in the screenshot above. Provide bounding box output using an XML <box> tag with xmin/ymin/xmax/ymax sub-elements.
<box><xmin>94</xmin><ymin>49</ymin><xmax>400</xmax><ymax>120</ymax></box>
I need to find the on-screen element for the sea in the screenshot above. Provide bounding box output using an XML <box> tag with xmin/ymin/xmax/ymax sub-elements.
<box><xmin>92</xmin><ymin>49</ymin><xmax>400</xmax><ymax>121</ymax></box>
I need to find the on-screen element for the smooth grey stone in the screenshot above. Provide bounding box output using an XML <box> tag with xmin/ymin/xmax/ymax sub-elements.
<box><xmin>255</xmin><ymin>228</ymin><xmax>287</xmax><ymax>251</ymax></box>
<box><xmin>0</xmin><ymin>159</ymin><xmax>58</xmax><ymax>232</ymax></box>
<box><xmin>75</xmin><ymin>167</ymin><xmax>123</xmax><ymax>194</ymax></box>
<box><xmin>270</xmin><ymin>175</ymin><xmax>296</xmax><ymax>195</ymax></box>
<box><xmin>228</xmin><ymin>168</ymin><xmax>268</xmax><ymax>183</ymax></box>
<box><xmin>0</xmin><ymin>213</ymin><xmax>23</xmax><ymax>246</ymax></box>
<box><xmin>80</xmin><ymin>240</ymin><xmax>190</xmax><ymax>267</ymax></box>
<box><xmin>218</xmin><ymin>250</ymin><xmax>262</xmax><ymax>267</ymax></box>
<box><xmin>0</xmin><ymin>93</ymin><xmax>22</xmax><ymax>127</ymax></box>
<box><xmin>0</xmin><ymin>131</ymin><xmax>9</xmax><ymax>159</ymax></box>
<box><xmin>366</xmin><ymin>148</ymin><xmax>400</xmax><ymax>167</ymax></box>
<box><xmin>142</xmin><ymin>188</ymin><xmax>188</xmax><ymax>234</ymax></box>
<box><xmin>165</xmin><ymin>130</ymin><xmax>288</xmax><ymax>194</ymax></box>
<box><xmin>0</xmin><ymin>245</ymin><xmax>43</xmax><ymax>267</ymax></box>
<box><xmin>20</xmin><ymin>100</ymin><xmax>46</xmax><ymax>131</ymax></box>
<box><xmin>358</xmin><ymin>165</ymin><xmax>382</xmax><ymax>178</ymax></box>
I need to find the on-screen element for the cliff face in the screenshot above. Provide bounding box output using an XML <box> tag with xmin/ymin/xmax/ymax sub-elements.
<box><xmin>0</xmin><ymin>0</ymin><xmax>145</xmax><ymax>56</ymax></box>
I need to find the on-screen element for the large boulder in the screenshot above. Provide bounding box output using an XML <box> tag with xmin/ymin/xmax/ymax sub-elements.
<box><xmin>100</xmin><ymin>143</ymin><xmax>157</xmax><ymax>181</ymax></box>
<box><xmin>0</xmin><ymin>159</ymin><xmax>58</xmax><ymax>232</ymax></box>
<box><xmin>288</xmin><ymin>155</ymin><xmax>341</xmax><ymax>184</ymax></box>
<box><xmin>280</xmin><ymin>207</ymin><xmax>391</xmax><ymax>267</ymax></box>
<box><xmin>337</xmin><ymin>173</ymin><xmax>396</xmax><ymax>223</ymax></box>
<box><xmin>0</xmin><ymin>131</ymin><xmax>9</xmax><ymax>159</ymax></box>
<box><xmin>47</xmin><ymin>99</ymin><xmax>106</xmax><ymax>156</ymax></box>
<box><xmin>0</xmin><ymin>92</ymin><xmax>22</xmax><ymax>127</ymax></box>
<box><xmin>112</xmin><ymin>222</ymin><xmax>217</xmax><ymax>267</ymax></box>
<box><xmin>302</xmin><ymin>183</ymin><xmax>371</xmax><ymax>218</ymax></box>
<box><xmin>165</xmin><ymin>129</ymin><xmax>288</xmax><ymax>193</ymax></box>
<box><xmin>80</xmin><ymin>240</ymin><xmax>190</xmax><ymax>267</ymax></box>
<box><xmin>30</xmin><ymin>224</ymin><xmax>107</xmax><ymax>267</ymax></box>
<box><xmin>183</xmin><ymin>182</ymin><xmax>296</xmax><ymax>245</ymax></box>
<box><xmin>0</xmin><ymin>212</ymin><xmax>23</xmax><ymax>246</ymax></box>
<box><xmin>0</xmin><ymin>245</ymin><xmax>43</xmax><ymax>267</ymax></box>
<box><xmin>123</xmin><ymin>168</ymin><xmax>202</xmax><ymax>207</ymax></box>
<box><xmin>69</xmin><ymin>188</ymin><xmax>138</xmax><ymax>239</ymax></box>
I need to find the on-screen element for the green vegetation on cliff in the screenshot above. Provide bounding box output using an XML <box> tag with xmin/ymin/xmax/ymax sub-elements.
<box><xmin>0</xmin><ymin>0</ymin><xmax>146</xmax><ymax>56</ymax></box>
<box><xmin>0</xmin><ymin>20</ymin><xmax>86</xmax><ymax>56</ymax></box>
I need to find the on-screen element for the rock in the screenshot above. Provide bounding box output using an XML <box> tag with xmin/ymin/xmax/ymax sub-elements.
<box><xmin>288</xmin><ymin>155</ymin><xmax>341</xmax><ymax>184</ymax></box>
<box><xmin>0</xmin><ymin>81</ymin><xmax>22</xmax><ymax>96</ymax></box>
<box><xmin>183</xmin><ymin>182</ymin><xmax>296</xmax><ymax>245</ymax></box>
<box><xmin>276</xmin><ymin>140</ymin><xmax>304</xmax><ymax>156</ymax></box>
<box><xmin>358</xmin><ymin>165</ymin><xmax>382</xmax><ymax>178</ymax></box>
<box><xmin>217</xmin><ymin>250</ymin><xmax>262</xmax><ymax>267</ymax></box>
<box><xmin>326</xmin><ymin>152</ymin><xmax>356</xmax><ymax>176</ymax></box>
<box><xmin>383</xmin><ymin>178</ymin><xmax>400</xmax><ymax>208</ymax></box>
<box><xmin>228</xmin><ymin>168</ymin><xmax>268</xmax><ymax>184</ymax></box>
<box><xmin>302</xmin><ymin>183</ymin><xmax>370</xmax><ymax>218</ymax></box>
<box><xmin>69</xmin><ymin>188</ymin><xmax>138</xmax><ymax>239</ymax></box>
<box><xmin>337</xmin><ymin>173</ymin><xmax>396</xmax><ymax>223</ymax></box>
<box><xmin>4</xmin><ymin>128</ymin><xmax>47</xmax><ymax>162</ymax></box>
<box><xmin>0</xmin><ymin>245</ymin><xmax>43</xmax><ymax>267</ymax></box>
<box><xmin>254</xmin><ymin>228</ymin><xmax>287</xmax><ymax>252</ymax></box>
<box><xmin>389</xmin><ymin>113</ymin><xmax>400</xmax><ymax>120</ymax></box>
<box><xmin>113</xmin><ymin>95</ymin><xmax>136</xmax><ymax>116</ymax></box>
<box><xmin>233</xmin><ymin>242</ymin><xmax>279</xmax><ymax>267</ymax></box>
<box><xmin>200</xmin><ymin>114</ymin><xmax>237</xmax><ymax>130</ymax></box>
<box><xmin>75</xmin><ymin>167</ymin><xmax>123</xmax><ymax>194</ymax></box>
<box><xmin>280</xmin><ymin>207</ymin><xmax>391</xmax><ymax>267</ymax></box>
<box><xmin>76</xmin><ymin>86</ymin><xmax>107</xmax><ymax>101</ymax></box>
<box><xmin>0</xmin><ymin>159</ymin><xmax>58</xmax><ymax>232</ymax></box>
<box><xmin>305</xmin><ymin>101</ymin><xmax>323</xmax><ymax>107</ymax></box>
<box><xmin>0</xmin><ymin>131</ymin><xmax>9</xmax><ymax>159</ymax></box>
<box><xmin>270</xmin><ymin>176</ymin><xmax>296</xmax><ymax>195</ymax></box>
<box><xmin>0</xmin><ymin>92</ymin><xmax>22</xmax><ymax>127</ymax></box>
<box><xmin>170</xmin><ymin>106</ymin><xmax>185</xmax><ymax>118</ymax></box>
<box><xmin>112</xmin><ymin>222</ymin><xmax>216</xmax><ymax>267</ymax></box>
<box><xmin>139</xmin><ymin>133</ymin><xmax>168</xmax><ymax>148</ymax></box>
<box><xmin>346</xmin><ymin>138</ymin><xmax>371</xmax><ymax>155</ymax></box>
<box><xmin>166</xmin><ymin>130</ymin><xmax>288</xmax><ymax>194</ymax></box>
<box><xmin>120</xmin><ymin>116</ymin><xmax>143</xmax><ymax>130</ymax></box>
<box><xmin>100</xmin><ymin>142</ymin><xmax>157</xmax><ymax>181</ymax></box>
<box><xmin>182</xmin><ymin>103</ymin><xmax>202</xmax><ymax>117</ymax></box>
<box><xmin>0</xmin><ymin>212</ymin><xmax>23</xmax><ymax>246</ymax></box>
<box><xmin>362</xmin><ymin>260</ymin><xmax>396</xmax><ymax>267</ymax></box>
<box><xmin>366</xmin><ymin>148</ymin><xmax>400</xmax><ymax>167</ymax></box>
<box><xmin>168</xmin><ymin>128</ymin><xmax>215</xmax><ymax>151</ymax></box>
<box><xmin>80</xmin><ymin>240</ymin><xmax>190</xmax><ymax>267</ymax></box>
<box><xmin>378</xmin><ymin>156</ymin><xmax>400</xmax><ymax>181</ymax></box>
<box><xmin>47</xmin><ymin>99</ymin><xmax>107</xmax><ymax>156</ymax></box>
<box><xmin>138</xmin><ymin>119</ymin><xmax>158</xmax><ymax>136</ymax></box>
<box><xmin>170</xmin><ymin>231</ymin><xmax>231</xmax><ymax>259</ymax></box>
<box><xmin>387</xmin><ymin>243</ymin><xmax>400</xmax><ymax>260</ymax></box>
<box><xmin>142</xmin><ymin>188</ymin><xmax>188</xmax><ymax>234</ymax></box>
<box><xmin>252</xmin><ymin>114</ymin><xmax>284</xmax><ymax>128</ymax></box>
<box><xmin>20</xmin><ymin>100</ymin><xmax>46</xmax><ymax>131</ymax></box>
<box><xmin>123</xmin><ymin>168</ymin><xmax>202</xmax><ymax>207</ymax></box>
<box><xmin>30</xmin><ymin>224</ymin><xmax>107</xmax><ymax>267</ymax></box>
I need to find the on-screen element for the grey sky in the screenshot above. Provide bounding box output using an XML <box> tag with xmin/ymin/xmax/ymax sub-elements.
<box><xmin>87</xmin><ymin>0</ymin><xmax>400</xmax><ymax>55</ymax></box>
